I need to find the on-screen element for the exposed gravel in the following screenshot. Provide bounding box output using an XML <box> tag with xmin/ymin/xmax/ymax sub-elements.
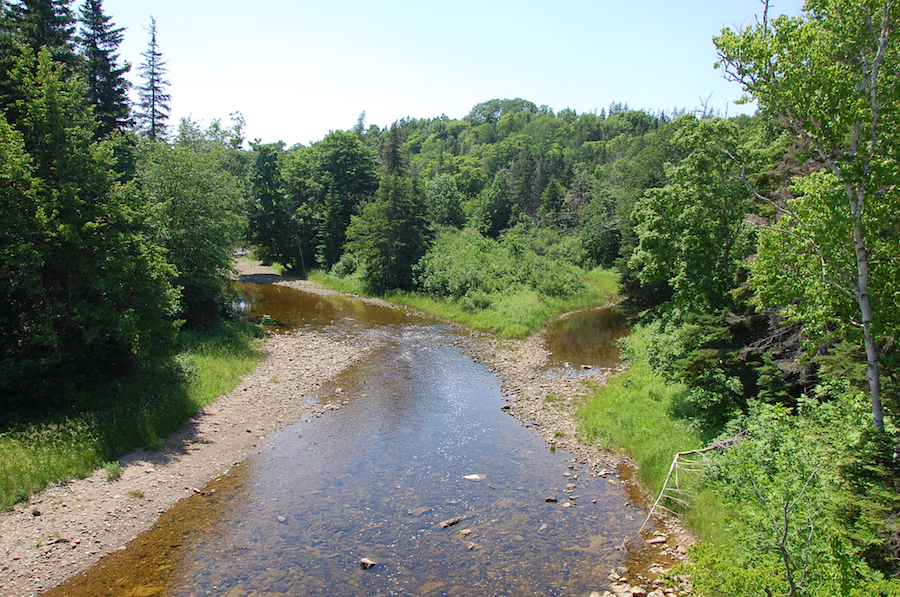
<box><xmin>0</xmin><ymin>263</ymin><xmax>376</xmax><ymax>597</ymax></box>
<box><xmin>0</xmin><ymin>260</ymin><xmax>693</xmax><ymax>596</ymax></box>
<box><xmin>457</xmin><ymin>332</ymin><xmax>697</xmax><ymax>595</ymax></box>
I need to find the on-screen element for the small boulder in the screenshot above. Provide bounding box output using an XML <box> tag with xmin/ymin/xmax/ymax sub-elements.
<box><xmin>437</xmin><ymin>516</ymin><xmax>465</xmax><ymax>529</ymax></box>
<box><xmin>359</xmin><ymin>558</ymin><xmax>377</xmax><ymax>570</ymax></box>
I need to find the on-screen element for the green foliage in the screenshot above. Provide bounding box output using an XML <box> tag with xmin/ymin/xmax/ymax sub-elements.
<box><xmin>640</xmin><ymin>309</ymin><xmax>794</xmax><ymax>441</ymax></box>
<box><xmin>424</xmin><ymin>173</ymin><xmax>465</xmax><ymax>228</ymax></box>
<box><xmin>413</xmin><ymin>228</ymin><xmax>587</xmax><ymax>301</ymax></box>
<box><xmin>247</xmin><ymin>131</ymin><xmax>378</xmax><ymax>271</ymax></box>
<box><xmin>77</xmin><ymin>0</ymin><xmax>131</xmax><ymax>138</ymax></box>
<box><xmin>134</xmin><ymin>16</ymin><xmax>169</xmax><ymax>140</ymax></box>
<box><xmin>247</xmin><ymin>141</ymin><xmax>292</xmax><ymax>265</ymax></box>
<box><xmin>0</xmin><ymin>47</ymin><xmax>178</xmax><ymax>406</ymax></box>
<box><xmin>104</xmin><ymin>460</ymin><xmax>120</xmax><ymax>481</ymax></box>
<box><xmin>688</xmin><ymin>397</ymin><xmax>900</xmax><ymax>597</ymax></box>
<box><xmin>629</xmin><ymin>116</ymin><xmax>756</xmax><ymax>311</ymax></box>
<box><xmin>468</xmin><ymin>169</ymin><xmax>513</xmax><ymax>237</ymax></box>
<box><xmin>751</xmin><ymin>168</ymin><xmax>900</xmax><ymax>351</ymax></box>
<box><xmin>138</xmin><ymin>123</ymin><xmax>246</xmax><ymax>326</ymax></box>
<box><xmin>345</xmin><ymin>171</ymin><xmax>430</xmax><ymax>292</ymax></box>
<box><xmin>583</xmin><ymin>268</ymin><xmax>620</xmax><ymax>298</ymax></box>
<box><xmin>577</xmin><ymin>324</ymin><xmax>699</xmax><ymax>497</ymax></box>
<box><xmin>715</xmin><ymin>0</ymin><xmax>900</xmax><ymax>430</ymax></box>
<box><xmin>314</xmin><ymin>131</ymin><xmax>379</xmax><ymax>266</ymax></box>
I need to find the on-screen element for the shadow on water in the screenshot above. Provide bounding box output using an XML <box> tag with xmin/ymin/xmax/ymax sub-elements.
<box><xmin>232</xmin><ymin>281</ymin><xmax>423</xmax><ymax>332</ymax></box>
<box><xmin>47</xmin><ymin>285</ymin><xmax>641</xmax><ymax>597</ymax></box>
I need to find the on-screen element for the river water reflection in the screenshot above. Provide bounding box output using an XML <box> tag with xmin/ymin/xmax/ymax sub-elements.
<box><xmin>48</xmin><ymin>284</ymin><xmax>639</xmax><ymax>597</ymax></box>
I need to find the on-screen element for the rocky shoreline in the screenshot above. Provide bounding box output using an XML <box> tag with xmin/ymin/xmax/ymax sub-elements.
<box><xmin>0</xmin><ymin>260</ymin><xmax>694</xmax><ymax>596</ymax></box>
<box><xmin>458</xmin><ymin>333</ymin><xmax>696</xmax><ymax>597</ymax></box>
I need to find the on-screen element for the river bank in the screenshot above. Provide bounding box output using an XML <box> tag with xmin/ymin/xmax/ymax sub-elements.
<box><xmin>1</xmin><ymin>261</ymin><xmax>693</xmax><ymax>597</ymax></box>
<box><xmin>0</xmin><ymin>261</ymin><xmax>377</xmax><ymax>596</ymax></box>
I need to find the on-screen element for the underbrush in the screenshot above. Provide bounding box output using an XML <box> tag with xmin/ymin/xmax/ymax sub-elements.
<box><xmin>578</xmin><ymin>323</ymin><xmax>900</xmax><ymax>596</ymax></box>
<box><xmin>0</xmin><ymin>321</ymin><xmax>264</xmax><ymax>511</ymax></box>
<box><xmin>312</xmin><ymin>227</ymin><xmax>619</xmax><ymax>337</ymax></box>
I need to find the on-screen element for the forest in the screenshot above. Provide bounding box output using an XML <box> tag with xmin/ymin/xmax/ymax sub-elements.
<box><xmin>1</xmin><ymin>0</ymin><xmax>899</xmax><ymax>595</ymax></box>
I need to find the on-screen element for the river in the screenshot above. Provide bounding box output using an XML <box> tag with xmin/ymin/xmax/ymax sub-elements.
<box><xmin>46</xmin><ymin>282</ymin><xmax>639</xmax><ymax>597</ymax></box>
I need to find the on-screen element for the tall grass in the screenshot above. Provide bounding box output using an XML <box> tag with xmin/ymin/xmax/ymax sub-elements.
<box><xmin>577</xmin><ymin>324</ymin><xmax>734</xmax><ymax>541</ymax></box>
<box><xmin>584</xmin><ymin>267</ymin><xmax>620</xmax><ymax>298</ymax></box>
<box><xmin>0</xmin><ymin>322</ymin><xmax>263</xmax><ymax>511</ymax></box>
<box><xmin>578</xmin><ymin>325</ymin><xmax>700</xmax><ymax>496</ymax></box>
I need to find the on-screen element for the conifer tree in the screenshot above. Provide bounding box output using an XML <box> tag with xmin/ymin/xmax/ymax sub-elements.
<box><xmin>8</xmin><ymin>0</ymin><xmax>77</xmax><ymax>65</ymax></box>
<box><xmin>0</xmin><ymin>0</ymin><xmax>77</xmax><ymax>123</ymax></box>
<box><xmin>346</xmin><ymin>123</ymin><xmax>430</xmax><ymax>292</ymax></box>
<box><xmin>135</xmin><ymin>15</ymin><xmax>169</xmax><ymax>140</ymax></box>
<box><xmin>77</xmin><ymin>0</ymin><xmax>130</xmax><ymax>137</ymax></box>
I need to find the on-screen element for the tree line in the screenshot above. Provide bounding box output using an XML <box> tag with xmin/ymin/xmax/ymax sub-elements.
<box><xmin>1</xmin><ymin>1</ymin><xmax>244</xmax><ymax>405</ymax></box>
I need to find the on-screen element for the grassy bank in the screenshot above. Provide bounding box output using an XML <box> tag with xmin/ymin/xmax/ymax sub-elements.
<box><xmin>0</xmin><ymin>322</ymin><xmax>264</xmax><ymax>511</ymax></box>
<box><xmin>576</xmin><ymin>324</ymin><xmax>731</xmax><ymax>541</ymax></box>
<box><xmin>308</xmin><ymin>267</ymin><xmax>619</xmax><ymax>338</ymax></box>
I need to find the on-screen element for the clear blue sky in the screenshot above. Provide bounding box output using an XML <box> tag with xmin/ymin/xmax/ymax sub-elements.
<box><xmin>102</xmin><ymin>0</ymin><xmax>805</xmax><ymax>147</ymax></box>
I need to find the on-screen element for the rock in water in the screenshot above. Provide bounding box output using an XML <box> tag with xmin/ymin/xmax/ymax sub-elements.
<box><xmin>359</xmin><ymin>558</ymin><xmax>377</xmax><ymax>570</ymax></box>
<box><xmin>437</xmin><ymin>516</ymin><xmax>465</xmax><ymax>529</ymax></box>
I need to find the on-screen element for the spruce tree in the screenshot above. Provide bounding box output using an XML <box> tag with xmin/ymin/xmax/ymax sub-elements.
<box><xmin>0</xmin><ymin>0</ymin><xmax>77</xmax><ymax>123</ymax></box>
<box><xmin>8</xmin><ymin>0</ymin><xmax>77</xmax><ymax>65</ymax></box>
<box><xmin>346</xmin><ymin>123</ymin><xmax>430</xmax><ymax>292</ymax></box>
<box><xmin>135</xmin><ymin>15</ymin><xmax>169</xmax><ymax>140</ymax></box>
<box><xmin>77</xmin><ymin>0</ymin><xmax>130</xmax><ymax>137</ymax></box>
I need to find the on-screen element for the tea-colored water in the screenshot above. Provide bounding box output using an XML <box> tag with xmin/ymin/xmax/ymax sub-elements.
<box><xmin>543</xmin><ymin>307</ymin><xmax>630</xmax><ymax>371</ymax></box>
<box><xmin>47</xmin><ymin>285</ymin><xmax>640</xmax><ymax>597</ymax></box>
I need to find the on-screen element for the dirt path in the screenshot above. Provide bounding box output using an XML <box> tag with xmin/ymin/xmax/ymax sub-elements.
<box><xmin>0</xmin><ymin>261</ymin><xmax>692</xmax><ymax>597</ymax></box>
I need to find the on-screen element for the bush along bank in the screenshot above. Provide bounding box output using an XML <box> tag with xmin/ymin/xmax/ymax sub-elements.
<box><xmin>577</xmin><ymin>321</ymin><xmax>900</xmax><ymax>597</ymax></box>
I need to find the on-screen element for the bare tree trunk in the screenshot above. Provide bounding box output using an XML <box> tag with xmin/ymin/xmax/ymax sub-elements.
<box><xmin>854</xmin><ymin>219</ymin><xmax>884</xmax><ymax>430</ymax></box>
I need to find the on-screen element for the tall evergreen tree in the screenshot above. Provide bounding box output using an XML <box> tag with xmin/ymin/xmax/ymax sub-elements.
<box><xmin>8</xmin><ymin>0</ymin><xmax>76</xmax><ymax>64</ymax></box>
<box><xmin>135</xmin><ymin>15</ymin><xmax>169</xmax><ymax>140</ymax></box>
<box><xmin>0</xmin><ymin>0</ymin><xmax>77</xmax><ymax>123</ymax></box>
<box><xmin>346</xmin><ymin>124</ymin><xmax>430</xmax><ymax>292</ymax></box>
<box><xmin>77</xmin><ymin>0</ymin><xmax>130</xmax><ymax>137</ymax></box>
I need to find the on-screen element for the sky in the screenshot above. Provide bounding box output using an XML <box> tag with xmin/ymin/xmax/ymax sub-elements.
<box><xmin>101</xmin><ymin>0</ymin><xmax>806</xmax><ymax>147</ymax></box>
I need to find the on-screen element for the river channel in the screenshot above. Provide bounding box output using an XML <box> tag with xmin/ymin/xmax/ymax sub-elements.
<box><xmin>47</xmin><ymin>283</ymin><xmax>639</xmax><ymax>597</ymax></box>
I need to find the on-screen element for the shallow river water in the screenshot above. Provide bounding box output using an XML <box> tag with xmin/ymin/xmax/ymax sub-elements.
<box><xmin>48</xmin><ymin>284</ymin><xmax>640</xmax><ymax>597</ymax></box>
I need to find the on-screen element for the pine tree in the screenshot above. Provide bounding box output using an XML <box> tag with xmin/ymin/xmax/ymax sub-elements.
<box><xmin>135</xmin><ymin>15</ymin><xmax>169</xmax><ymax>140</ymax></box>
<box><xmin>77</xmin><ymin>0</ymin><xmax>130</xmax><ymax>137</ymax></box>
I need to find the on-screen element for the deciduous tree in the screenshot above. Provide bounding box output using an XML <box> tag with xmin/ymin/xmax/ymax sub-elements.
<box><xmin>629</xmin><ymin>116</ymin><xmax>756</xmax><ymax>311</ymax></box>
<box><xmin>715</xmin><ymin>0</ymin><xmax>900</xmax><ymax>430</ymax></box>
